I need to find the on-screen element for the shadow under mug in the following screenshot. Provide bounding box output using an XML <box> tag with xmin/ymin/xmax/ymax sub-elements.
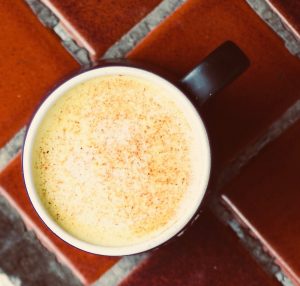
<box><xmin>22</xmin><ymin>41</ymin><xmax>249</xmax><ymax>256</ymax></box>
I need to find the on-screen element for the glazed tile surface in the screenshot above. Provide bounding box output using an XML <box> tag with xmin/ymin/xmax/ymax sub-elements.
<box><xmin>0</xmin><ymin>0</ymin><xmax>79</xmax><ymax>149</ymax></box>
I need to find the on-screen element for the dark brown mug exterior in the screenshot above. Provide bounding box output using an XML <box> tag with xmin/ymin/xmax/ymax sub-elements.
<box><xmin>22</xmin><ymin>41</ymin><xmax>249</xmax><ymax>255</ymax></box>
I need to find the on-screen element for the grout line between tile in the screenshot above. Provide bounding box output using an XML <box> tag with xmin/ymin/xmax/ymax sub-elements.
<box><xmin>41</xmin><ymin>0</ymin><xmax>96</xmax><ymax>58</ymax></box>
<box><xmin>0</xmin><ymin>127</ymin><xmax>26</xmax><ymax>172</ymax></box>
<box><xmin>25</xmin><ymin>0</ymin><xmax>91</xmax><ymax>65</ymax></box>
<box><xmin>92</xmin><ymin>253</ymin><xmax>149</xmax><ymax>286</ymax></box>
<box><xmin>265</xmin><ymin>0</ymin><xmax>300</xmax><ymax>42</ymax></box>
<box><xmin>246</xmin><ymin>0</ymin><xmax>300</xmax><ymax>57</ymax></box>
<box><xmin>216</xmin><ymin>100</ymin><xmax>300</xmax><ymax>190</ymax></box>
<box><xmin>25</xmin><ymin>0</ymin><xmax>58</xmax><ymax>28</ymax></box>
<box><xmin>103</xmin><ymin>0</ymin><xmax>187</xmax><ymax>59</ymax></box>
<box><xmin>209</xmin><ymin>199</ymin><xmax>294</xmax><ymax>286</ymax></box>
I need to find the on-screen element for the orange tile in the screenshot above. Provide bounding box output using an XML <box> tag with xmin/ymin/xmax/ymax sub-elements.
<box><xmin>221</xmin><ymin>120</ymin><xmax>300</xmax><ymax>286</ymax></box>
<box><xmin>0</xmin><ymin>0</ymin><xmax>79</xmax><ymax>148</ymax></box>
<box><xmin>0</xmin><ymin>155</ymin><xmax>118</xmax><ymax>285</ymax></box>
<box><xmin>128</xmin><ymin>0</ymin><xmax>300</xmax><ymax>168</ymax></box>
<box><xmin>41</xmin><ymin>0</ymin><xmax>163</xmax><ymax>60</ymax></box>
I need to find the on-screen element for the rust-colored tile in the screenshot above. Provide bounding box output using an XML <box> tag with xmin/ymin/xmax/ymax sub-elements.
<box><xmin>0</xmin><ymin>155</ymin><xmax>118</xmax><ymax>285</ymax></box>
<box><xmin>120</xmin><ymin>210</ymin><xmax>279</xmax><ymax>286</ymax></box>
<box><xmin>221</xmin><ymin>120</ymin><xmax>300</xmax><ymax>285</ymax></box>
<box><xmin>41</xmin><ymin>0</ymin><xmax>162</xmax><ymax>60</ymax></box>
<box><xmin>128</xmin><ymin>0</ymin><xmax>300</xmax><ymax>168</ymax></box>
<box><xmin>0</xmin><ymin>0</ymin><xmax>79</xmax><ymax>148</ymax></box>
<box><xmin>267</xmin><ymin>0</ymin><xmax>300</xmax><ymax>39</ymax></box>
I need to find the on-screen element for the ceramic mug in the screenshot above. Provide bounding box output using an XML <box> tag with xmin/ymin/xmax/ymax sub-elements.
<box><xmin>22</xmin><ymin>41</ymin><xmax>249</xmax><ymax>255</ymax></box>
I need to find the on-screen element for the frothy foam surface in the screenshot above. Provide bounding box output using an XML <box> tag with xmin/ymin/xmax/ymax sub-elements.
<box><xmin>32</xmin><ymin>74</ymin><xmax>199</xmax><ymax>247</ymax></box>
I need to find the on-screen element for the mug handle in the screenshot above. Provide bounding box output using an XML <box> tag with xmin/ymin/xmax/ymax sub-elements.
<box><xmin>181</xmin><ymin>41</ymin><xmax>250</xmax><ymax>105</ymax></box>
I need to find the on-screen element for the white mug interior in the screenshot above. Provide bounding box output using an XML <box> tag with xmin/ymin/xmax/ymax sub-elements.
<box><xmin>22</xmin><ymin>66</ymin><xmax>211</xmax><ymax>256</ymax></box>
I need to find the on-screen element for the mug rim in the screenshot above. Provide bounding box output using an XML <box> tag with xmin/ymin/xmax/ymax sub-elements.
<box><xmin>22</xmin><ymin>62</ymin><xmax>211</xmax><ymax>256</ymax></box>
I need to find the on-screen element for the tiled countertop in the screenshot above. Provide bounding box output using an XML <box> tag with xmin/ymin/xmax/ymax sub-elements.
<box><xmin>0</xmin><ymin>0</ymin><xmax>299</xmax><ymax>285</ymax></box>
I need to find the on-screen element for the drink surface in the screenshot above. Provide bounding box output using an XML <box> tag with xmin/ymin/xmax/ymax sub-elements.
<box><xmin>32</xmin><ymin>74</ymin><xmax>195</xmax><ymax>246</ymax></box>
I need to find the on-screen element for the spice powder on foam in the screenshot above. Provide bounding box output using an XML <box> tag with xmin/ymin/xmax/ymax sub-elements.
<box><xmin>32</xmin><ymin>74</ymin><xmax>192</xmax><ymax>246</ymax></box>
